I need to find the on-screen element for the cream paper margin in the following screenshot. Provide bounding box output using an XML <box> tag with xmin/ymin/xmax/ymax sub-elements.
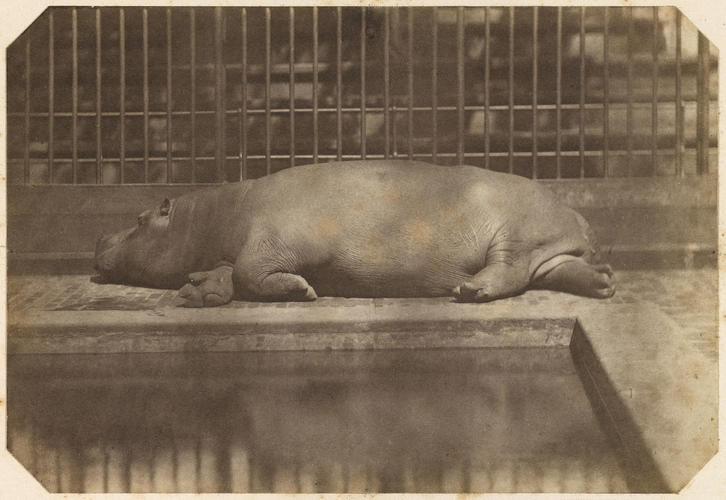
<box><xmin>0</xmin><ymin>1</ymin><xmax>723</xmax><ymax>499</ymax></box>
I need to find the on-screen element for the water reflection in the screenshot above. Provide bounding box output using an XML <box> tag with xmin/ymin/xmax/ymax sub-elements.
<box><xmin>8</xmin><ymin>348</ymin><xmax>628</xmax><ymax>493</ymax></box>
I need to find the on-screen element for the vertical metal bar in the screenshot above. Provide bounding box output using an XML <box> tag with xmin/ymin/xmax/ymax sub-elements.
<box><xmin>241</xmin><ymin>8</ymin><xmax>248</xmax><ymax>179</ymax></box>
<box><xmin>167</xmin><ymin>8</ymin><xmax>173</xmax><ymax>182</ymax></box>
<box><xmin>289</xmin><ymin>7</ymin><xmax>296</xmax><ymax>168</ymax></box>
<box><xmin>143</xmin><ymin>8</ymin><xmax>149</xmax><ymax>182</ymax></box>
<box><xmin>651</xmin><ymin>6</ymin><xmax>658</xmax><ymax>173</ymax></box>
<box><xmin>626</xmin><ymin>8</ymin><xmax>633</xmax><ymax>176</ymax></box>
<box><xmin>214</xmin><ymin>7</ymin><xmax>225</xmax><ymax>181</ymax></box>
<box><xmin>579</xmin><ymin>6</ymin><xmax>585</xmax><ymax>178</ymax></box>
<box><xmin>675</xmin><ymin>9</ymin><xmax>683</xmax><ymax>176</ymax></box>
<box><xmin>432</xmin><ymin>7</ymin><xmax>438</xmax><ymax>162</ymax></box>
<box><xmin>603</xmin><ymin>7</ymin><xmax>609</xmax><ymax>177</ymax></box>
<box><xmin>407</xmin><ymin>8</ymin><xmax>414</xmax><ymax>160</ymax></box>
<box><xmin>313</xmin><ymin>7</ymin><xmax>319</xmax><ymax>163</ymax></box>
<box><xmin>72</xmin><ymin>8</ymin><xmax>78</xmax><ymax>183</ymax></box>
<box><xmin>391</xmin><ymin>10</ymin><xmax>398</xmax><ymax>159</ymax></box>
<box><xmin>697</xmin><ymin>32</ymin><xmax>710</xmax><ymax>174</ymax></box>
<box><xmin>508</xmin><ymin>7</ymin><xmax>514</xmax><ymax>173</ymax></box>
<box><xmin>265</xmin><ymin>7</ymin><xmax>271</xmax><ymax>174</ymax></box>
<box><xmin>484</xmin><ymin>7</ymin><xmax>490</xmax><ymax>169</ymax></box>
<box><xmin>48</xmin><ymin>9</ymin><xmax>54</xmax><ymax>182</ymax></box>
<box><xmin>190</xmin><ymin>8</ymin><xmax>197</xmax><ymax>182</ymax></box>
<box><xmin>119</xmin><ymin>9</ymin><xmax>126</xmax><ymax>183</ymax></box>
<box><xmin>531</xmin><ymin>6</ymin><xmax>538</xmax><ymax>179</ymax></box>
<box><xmin>555</xmin><ymin>7</ymin><xmax>562</xmax><ymax>178</ymax></box>
<box><xmin>384</xmin><ymin>9</ymin><xmax>391</xmax><ymax>159</ymax></box>
<box><xmin>336</xmin><ymin>7</ymin><xmax>343</xmax><ymax>161</ymax></box>
<box><xmin>703</xmin><ymin>38</ymin><xmax>713</xmax><ymax>173</ymax></box>
<box><xmin>361</xmin><ymin>7</ymin><xmax>367</xmax><ymax>159</ymax></box>
<box><xmin>24</xmin><ymin>33</ymin><xmax>30</xmax><ymax>184</ymax></box>
<box><xmin>457</xmin><ymin>7</ymin><xmax>465</xmax><ymax>165</ymax></box>
<box><xmin>96</xmin><ymin>9</ymin><xmax>103</xmax><ymax>184</ymax></box>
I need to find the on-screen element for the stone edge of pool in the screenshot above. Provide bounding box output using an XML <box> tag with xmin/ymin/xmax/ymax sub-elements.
<box><xmin>7</xmin><ymin>299</ymin><xmax>718</xmax><ymax>493</ymax></box>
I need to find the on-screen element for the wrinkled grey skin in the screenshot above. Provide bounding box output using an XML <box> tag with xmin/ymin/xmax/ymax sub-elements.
<box><xmin>95</xmin><ymin>160</ymin><xmax>614</xmax><ymax>306</ymax></box>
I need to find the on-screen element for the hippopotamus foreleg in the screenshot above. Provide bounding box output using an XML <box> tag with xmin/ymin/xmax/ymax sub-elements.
<box><xmin>178</xmin><ymin>264</ymin><xmax>318</xmax><ymax>307</ymax></box>
<box><xmin>531</xmin><ymin>258</ymin><xmax>615</xmax><ymax>298</ymax></box>
<box><xmin>452</xmin><ymin>261</ymin><xmax>531</xmax><ymax>303</ymax></box>
<box><xmin>230</xmin><ymin>246</ymin><xmax>318</xmax><ymax>302</ymax></box>
<box><xmin>235</xmin><ymin>271</ymin><xmax>318</xmax><ymax>302</ymax></box>
<box><xmin>178</xmin><ymin>264</ymin><xmax>235</xmax><ymax>307</ymax></box>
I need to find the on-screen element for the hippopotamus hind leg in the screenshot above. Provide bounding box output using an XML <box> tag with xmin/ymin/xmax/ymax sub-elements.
<box><xmin>453</xmin><ymin>262</ymin><xmax>530</xmax><ymax>303</ymax></box>
<box><xmin>178</xmin><ymin>264</ymin><xmax>235</xmax><ymax>307</ymax></box>
<box><xmin>532</xmin><ymin>259</ymin><xmax>615</xmax><ymax>298</ymax></box>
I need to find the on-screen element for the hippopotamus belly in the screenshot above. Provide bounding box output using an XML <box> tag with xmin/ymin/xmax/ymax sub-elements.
<box><xmin>299</xmin><ymin>218</ymin><xmax>479</xmax><ymax>298</ymax></box>
<box><xmin>94</xmin><ymin>160</ymin><xmax>615</xmax><ymax>306</ymax></box>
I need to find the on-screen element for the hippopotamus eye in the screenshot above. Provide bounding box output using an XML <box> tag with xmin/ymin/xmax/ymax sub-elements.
<box><xmin>137</xmin><ymin>216</ymin><xmax>145</xmax><ymax>226</ymax></box>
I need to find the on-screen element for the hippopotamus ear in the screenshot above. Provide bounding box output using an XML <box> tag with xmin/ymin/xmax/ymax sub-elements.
<box><xmin>160</xmin><ymin>198</ymin><xmax>170</xmax><ymax>216</ymax></box>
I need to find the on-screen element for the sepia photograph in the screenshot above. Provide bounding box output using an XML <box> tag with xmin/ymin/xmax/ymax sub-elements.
<box><xmin>2</xmin><ymin>1</ymin><xmax>722</xmax><ymax>496</ymax></box>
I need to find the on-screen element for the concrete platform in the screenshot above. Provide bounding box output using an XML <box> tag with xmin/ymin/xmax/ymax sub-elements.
<box><xmin>5</xmin><ymin>269</ymin><xmax>719</xmax><ymax>492</ymax></box>
<box><xmin>7</xmin><ymin>269</ymin><xmax>718</xmax><ymax>359</ymax></box>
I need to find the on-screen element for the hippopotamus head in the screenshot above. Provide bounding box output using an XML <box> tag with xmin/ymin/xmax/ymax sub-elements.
<box><xmin>94</xmin><ymin>198</ymin><xmax>184</xmax><ymax>288</ymax></box>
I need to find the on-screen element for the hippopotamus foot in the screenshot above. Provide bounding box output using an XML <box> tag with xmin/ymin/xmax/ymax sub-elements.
<box><xmin>178</xmin><ymin>265</ymin><xmax>235</xmax><ymax>307</ymax></box>
<box><xmin>236</xmin><ymin>271</ymin><xmax>318</xmax><ymax>302</ymax></box>
<box><xmin>452</xmin><ymin>263</ymin><xmax>530</xmax><ymax>303</ymax></box>
<box><xmin>533</xmin><ymin>259</ymin><xmax>615</xmax><ymax>298</ymax></box>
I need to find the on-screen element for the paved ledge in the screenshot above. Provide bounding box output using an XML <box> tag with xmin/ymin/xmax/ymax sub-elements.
<box><xmin>10</xmin><ymin>309</ymin><xmax>576</xmax><ymax>353</ymax></box>
<box><xmin>6</xmin><ymin>269</ymin><xmax>719</xmax><ymax>493</ymax></box>
<box><xmin>8</xmin><ymin>269</ymin><xmax>718</xmax><ymax>359</ymax></box>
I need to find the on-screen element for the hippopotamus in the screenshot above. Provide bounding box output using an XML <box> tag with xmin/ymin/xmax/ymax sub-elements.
<box><xmin>94</xmin><ymin>160</ymin><xmax>614</xmax><ymax>307</ymax></box>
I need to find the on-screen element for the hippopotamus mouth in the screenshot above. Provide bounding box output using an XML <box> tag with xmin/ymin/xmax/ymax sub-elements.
<box><xmin>92</xmin><ymin>258</ymin><xmax>118</xmax><ymax>284</ymax></box>
<box><xmin>92</xmin><ymin>249</ymin><xmax>119</xmax><ymax>284</ymax></box>
<box><xmin>91</xmin><ymin>270</ymin><xmax>113</xmax><ymax>284</ymax></box>
<box><xmin>93</xmin><ymin>227</ymin><xmax>135</xmax><ymax>284</ymax></box>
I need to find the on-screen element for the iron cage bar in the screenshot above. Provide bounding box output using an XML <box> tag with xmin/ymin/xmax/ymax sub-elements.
<box><xmin>14</xmin><ymin>6</ymin><xmax>718</xmax><ymax>185</ymax></box>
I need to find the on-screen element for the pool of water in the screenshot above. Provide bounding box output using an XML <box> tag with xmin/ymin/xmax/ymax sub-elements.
<box><xmin>8</xmin><ymin>348</ymin><xmax>628</xmax><ymax>493</ymax></box>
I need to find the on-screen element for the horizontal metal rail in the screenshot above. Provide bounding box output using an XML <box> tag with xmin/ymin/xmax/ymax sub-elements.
<box><xmin>92</xmin><ymin>57</ymin><xmax>712</xmax><ymax>74</ymax></box>
<box><xmin>10</xmin><ymin>148</ymin><xmax>681</xmax><ymax>164</ymax></box>
<box><xmin>11</xmin><ymin>100</ymin><xmax>707</xmax><ymax>119</ymax></box>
